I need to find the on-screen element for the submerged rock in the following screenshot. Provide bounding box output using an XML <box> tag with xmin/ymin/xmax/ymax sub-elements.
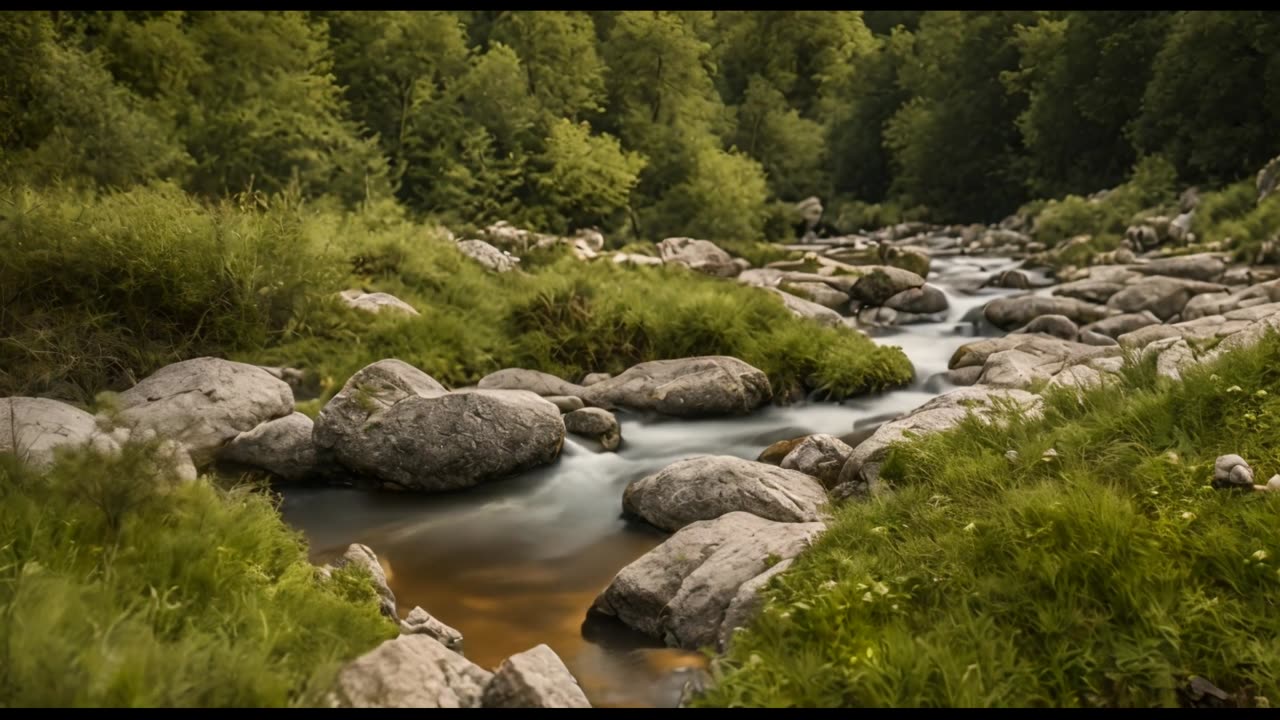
<box><xmin>591</xmin><ymin>511</ymin><xmax>826</xmax><ymax>650</ymax></box>
<box><xmin>623</xmin><ymin>455</ymin><xmax>828</xmax><ymax>531</ymax></box>
<box><xmin>581</xmin><ymin>356</ymin><xmax>771</xmax><ymax>418</ymax></box>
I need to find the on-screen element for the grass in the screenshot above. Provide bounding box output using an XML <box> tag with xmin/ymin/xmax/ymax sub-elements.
<box><xmin>697</xmin><ymin>332</ymin><xmax>1280</xmax><ymax>708</ymax></box>
<box><xmin>1190</xmin><ymin>181</ymin><xmax>1280</xmax><ymax>262</ymax></box>
<box><xmin>1</xmin><ymin>182</ymin><xmax>912</xmax><ymax>405</ymax></box>
<box><xmin>1025</xmin><ymin>155</ymin><xmax>1179</xmax><ymax>249</ymax></box>
<box><xmin>0</xmin><ymin>441</ymin><xmax>397</xmax><ymax>707</ymax></box>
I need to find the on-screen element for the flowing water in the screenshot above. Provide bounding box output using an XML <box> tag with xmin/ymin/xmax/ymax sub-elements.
<box><xmin>278</xmin><ymin>254</ymin><xmax>1049</xmax><ymax>707</ymax></box>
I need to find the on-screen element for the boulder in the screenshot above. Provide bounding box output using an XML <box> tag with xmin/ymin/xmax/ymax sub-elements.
<box><xmin>476</xmin><ymin>368</ymin><xmax>584</xmax><ymax>398</ymax></box>
<box><xmin>1053</xmin><ymin>280</ymin><xmax>1127</xmax><ymax>304</ymax></box>
<box><xmin>0</xmin><ymin>397</ymin><xmax>114</xmax><ymax>469</ymax></box>
<box><xmin>317</xmin><ymin>385</ymin><xmax>564</xmax><ymax>492</ymax></box>
<box><xmin>882</xmin><ymin>245</ymin><xmax>931</xmax><ymax>278</ymax></box>
<box><xmin>482</xmin><ymin>644</ymin><xmax>591</xmax><ymax>709</ymax></box>
<box><xmin>312</xmin><ymin>359</ymin><xmax>446</xmax><ymax>459</ymax></box>
<box><xmin>456</xmin><ymin>239</ymin><xmax>519</xmax><ymax>273</ymax></box>
<box><xmin>115</xmin><ymin>357</ymin><xmax>294</xmax><ymax>466</ymax></box>
<box><xmin>779</xmin><ymin>434</ymin><xmax>853</xmax><ymax>488</ymax></box>
<box><xmin>718</xmin><ymin>558</ymin><xmax>792</xmax><ymax>652</ymax></box>
<box><xmin>1019</xmin><ymin>314</ymin><xmax>1079</xmax><ymax>341</ymax></box>
<box><xmin>848</xmin><ymin>266</ymin><xmax>926</xmax><ymax>305</ymax></box>
<box><xmin>338</xmin><ymin>289</ymin><xmax>420</xmax><ymax>316</ymax></box>
<box><xmin>613</xmin><ymin>252</ymin><xmax>664</xmax><ymax>268</ymax></box>
<box><xmin>332</xmin><ymin>634</ymin><xmax>492</xmax><ymax>708</ymax></box>
<box><xmin>1180</xmin><ymin>292</ymin><xmax>1234</xmax><ymax>321</ymax></box>
<box><xmin>836</xmin><ymin>387</ymin><xmax>1043</xmax><ymax>492</ymax></box>
<box><xmin>580</xmin><ymin>372</ymin><xmax>612</xmax><ymax>387</ymax></box>
<box><xmin>623</xmin><ymin>455</ymin><xmax>827</xmax><ymax>531</ymax></box>
<box><xmin>1140</xmin><ymin>337</ymin><xmax>1197</xmax><ymax>381</ymax></box>
<box><xmin>779</xmin><ymin>281</ymin><xmax>849</xmax><ymax>310</ymax></box>
<box><xmin>545</xmin><ymin>396</ymin><xmax>585</xmax><ymax>413</ymax></box>
<box><xmin>949</xmin><ymin>333</ymin><xmax>1093</xmax><ymax>370</ymax></box>
<box><xmin>399</xmin><ymin>606</ymin><xmax>464</xmax><ymax>652</ymax></box>
<box><xmin>765</xmin><ymin>288</ymin><xmax>842</xmax><ymax>327</ymax></box>
<box><xmin>1214</xmin><ymin>454</ymin><xmax>1254</xmax><ymax>489</ymax></box>
<box><xmin>985</xmin><ymin>269</ymin><xmax>1031</xmax><ymax>290</ymax></box>
<box><xmin>1078</xmin><ymin>329</ymin><xmax>1119</xmax><ymax>347</ymax></box>
<box><xmin>757</xmin><ymin>436</ymin><xmax>806</xmax><ymax>465</ymax></box>
<box><xmin>984</xmin><ymin>295</ymin><xmax>1110</xmax><ymax>330</ymax></box>
<box><xmin>657</xmin><ymin>237</ymin><xmax>739</xmax><ymax>277</ymax></box>
<box><xmin>884</xmin><ymin>285</ymin><xmax>948</xmax><ymax>315</ymax></box>
<box><xmin>563</xmin><ymin>407</ymin><xmax>621</xmax><ymax>451</ymax></box>
<box><xmin>591</xmin><ymin>512</ymin><xmax>826</xmax><ymax>650</ymax></box>
<box><xmin>580</xmin><ymin>357</ymin><xmax>771</xmax><ymax>418</ymax></box>
<box><xmin>1134</xmin><ymin>253</ymin><xmax>1225</xmax><ymax>283</ymax></box>
<box><xmin>220</xmin><ymin>411</ymin><xmax>318</xmax><ymax>482</ymax></box>
<box><xmin>323</xmin><ymin>543</ymin><xmax>397</xmax><ymax>620</ymax></box>
<box><xmin>1081</xmin><ymin>311</ymin><xmax>1163</xmax><ymax>339</ymax></box>
<box><xmin>1106</xmin><ymin>276</ymin><xmax>1228</xmax><ymax>321</ymax></box>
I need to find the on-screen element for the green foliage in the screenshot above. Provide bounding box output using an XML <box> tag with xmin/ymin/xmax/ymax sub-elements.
<box><xmin>699</xmin><ymin>332</ymin><xmax>1280</xmax><ymax>708</ymax></box>
<box><xmin>650</xmin><ymin>143</ymin><xmax>771</xmax><ymax>241</ymax></box>
<box><xmin>0</xmin><ymin>444</ymin><xmax>397</xmax><ymax>707</ymax></box>
<box><xmin>1029</xmin><ymin>155</ymin><xmax>1178</xmax><ymax>247</ymax></box>
<box><xmin>534</xmin><ymin>119</ymin><xmax>647</xmax><ymax>232</ymax></box>
<box><xmin>489</xmin><ymin>11</ymin><xmax>606</xmax><ymax>121</ymax></box>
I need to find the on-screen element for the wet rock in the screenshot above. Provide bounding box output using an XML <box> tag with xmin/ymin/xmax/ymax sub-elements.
<box><xmin>332</xmin><ymin>634</ymin><xmax>492</xmax><ymax>708</ymax></box>
<box><xmin>779</xmin><ymin>434</ymin><xmax>853</xmax><ymax>488</ymax></box>
<box><xmin>884</xmin><ymin>285</ymin><xmax>948</xmax><ymax>315</ymax></box>
<box><xmin>591</xmin><ymin>511</ymin><xmax>826</xmax><ymax>650</ymax></box>
<box><xmin>1213</xmin><ymin>454</ymin><xmax>1254</xmax><ymax>489</ymax></box>
<box><xmin>476</xmin><ymin>368</ymin><xmax>584</xmax><ymax>398</ymax></box>
<box><xmin>563</xmin><ymin>407</ymin><xmax>621</xmax><ymax>451</ymax></box>
<box><xmin>1020</xmin><ymin>314</ymin><xmax>1079</xmax><ymax>340</ymax></box>
<box><xmin>0</xmin><ymin>397</ymin><xmax>115</xmax><ymax>469</ymax></box>
<box><xmin>581</xmin><ymin>356</ymin><xmax>771</xmax><ymax>418</ymax></box>
<box><xmin>658</xmin><ymin>237</ymin><xmax>739</xmax><ymax>277</ymax></box>
<box><xmin>765</xmin><ymin>288</ymin><xmax>843</xmax><ymax>327</ymax></box>
<box><xmin>623</xmin><ymin>455</ymin><xmax>828</xmax><ymax>531</ymax></box>
<box><xmin>837</xmin><ymin>387</ymin><xmax>1044</xmax><ymax>490</ymax></box>
<box><xmin>456</xmin><ymin>239</ymin><xmax>519</xmax><ymax>273</ymax></box>
<box><xmin>984</xmin><ymin>295</ymin><xmax>1111</xmax><ymax>330</ymax></box>
<box><xmin>220</xmin><ymin>411</ymin><xmax>318</xmax><ymax>482</ymax></box>
<box><xmin>115</xmin><ymin>357</ymin><xmax>294</xmax><ymax>466</ymax></box>
<box><xmin>757</xmin><ymin>436</ymin><xmax>806</xmax><ymax>465</ymax></box>
<box><xmin>1134</xmin><ymin>253</ymin><xmax>1225</xmax><ymax>283</ymax></box>
<box><xmin>1106</xmin><ymin>276</ymin><xmax>1228</xmax><ymax>321</ymax></box>
<box><xmin>399</xmin><ymin>606</ymin><xmax>464</xmax><ymax>652</ymax></box>
<box><xmin>338</xmin><ymin>289</ymin><xmax>421</xmax><ymax>317</ymax></box>
<box><xmin>482</xmin><ymin>644</ymin><xmax>591</xmax><ymax>708</ymax></box>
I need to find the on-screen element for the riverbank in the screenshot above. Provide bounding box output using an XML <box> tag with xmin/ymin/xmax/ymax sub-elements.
<box><xmin>695</xmin><ymin>331</ymin><xmax>1280</xmax><ymax>708</ymax></box>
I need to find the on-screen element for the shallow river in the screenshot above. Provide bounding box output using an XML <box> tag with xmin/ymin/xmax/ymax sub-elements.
<box><xmin>279</xmin><ymin>254</ymin><xmax>1044</xmax><ymax>707</ymax></box>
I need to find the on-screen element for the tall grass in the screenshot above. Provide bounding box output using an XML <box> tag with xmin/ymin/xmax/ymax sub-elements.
<box><xmin>0</xmin><ymin>442</ymin><xmax>397</xmax><ymax>707</ymax></box>
<box><xmin>698</xmin><ymin>333</ymin><xmax>1280</xmax><ymax>708</ymax></box>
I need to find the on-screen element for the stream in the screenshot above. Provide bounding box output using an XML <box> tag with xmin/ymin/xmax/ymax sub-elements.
<box><xmin>278</xmin><ymin>254</ymin><xmax>1050</xmax><ymax>707</ymax></box>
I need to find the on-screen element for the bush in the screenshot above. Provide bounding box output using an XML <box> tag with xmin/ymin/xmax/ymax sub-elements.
<box><xmin>1029</xmin><ymin>155</ymin><xmax>1179</xmax><ymax>248</ymax></box>
<box><xmin>0</xmin><ymin>443</ymin><xmax>397</xmax><ymax>707</ymax></box>
<box><xmin>698</xmin><ymin>332</ymin><xmax>1280</xmax><ymax>708</ymax></box>
<box><xmin>1191</xmin><ymin>181</ymin><xmax>1280</xmax><ymax>261</ymax></box>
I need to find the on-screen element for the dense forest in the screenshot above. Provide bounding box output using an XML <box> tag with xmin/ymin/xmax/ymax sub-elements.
<box><xmin>3</xmin><ymin>10</ymin><xmax>1278</xmax><ymax>237</ymax></box>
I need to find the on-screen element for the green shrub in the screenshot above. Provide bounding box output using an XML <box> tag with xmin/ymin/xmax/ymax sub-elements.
<box><xmin>698</xmin><ymin>332</ymin><xmax>1280</xmax><ymax>708</ymax></box>
<box><xmin>1030</xmin><ymin>155</ymin><xmax>1179</xmax><ymax>248</ymax></box>
<box><xmin>0</xmin><ymin>443</ymin><xmax>397</xmax><ymax>707</ymax></box>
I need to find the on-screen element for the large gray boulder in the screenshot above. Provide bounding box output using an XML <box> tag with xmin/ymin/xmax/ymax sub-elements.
<box><xmin>1134</xmin><ymin>253</ymin><xmax>1226</xmax><ymax>283</ymax></box>
<box><xmin>580</xmin><ymin>356</ymin><xmax>771</xmax><ymax>418</ymax></box>
<box><xmin>312</xmin><ymin>359</ymin><xmax>446</xmax><ymax>458</ymax></box>
<box><xmin>1053</xmin><ymin>280</ymin><xmax>1127</xmax><ymax>304</ymax></box>
<box><xmin>591</xmin><ymin>511</ymin><xmax>826</xmax><ymax>650</ymax></box>
<box><xmin>324</xmin><ymin>390</ymin><xmax>563</xmax><ymax>492</ymax></box>
<box><xmin>1081</xmin><ymin>311</ymin><xmax>1163</xmax><ymax>339</ymax></box>
<box><xmin>0</xmin><ymin>397</ymin><xmax>115</xmax><ymax>469</ymax></box>
<box><xmin>563</xmin><ymin>407</ymin><xmax>621</xmax><ymax>451</ymax></box>
<box><xmin>779</xmin><ymin>281</ymin><xmax>850</xmax><ymax>310</ymax></box>
<box><xmin>658</xmin><ymin>237</ymin><xmax>739</xmax><ymax>277</ymax></box>
<box><xmin>984</xmin><ymin>295</ymin><xmax>1110</xmax><ymax>330</ymax></box>
<box><xmin>765</xmin><ymin>287</ymin><xmax>842</xmax><ymax>327</ymax></box>
<box><xmin>779</xmin><ymin>434</ymin><xmax>853</xmax><ymax>488</ymax></box>
<box><xmin>718</xmin><ymin>558</ymin><xmax>792</xmax><ymax>652</ymax></box>
<box><xmin>338</xmin><ymin>289</ymin><xmax>420</xmax><ymax>317</ymax></box>
<box><xmin>482</xmin><ymin>644</ymin><xmax>591</xmax><ymax>709</ymax></box>
<box><xmin>883</xmin><ymin>285</ymin><xmax>948</xmax><ymax>315</ymax></box>
<box><xmin>623</xmin><ymin>455</ymin><xmax>828</xmax><ymax>531</ymax></box>
<box><xmin>476</xmin><ymin>368</ymin><xmax>584</xmax><ymax>398</ymax></box>
<box><xmin>220</xmin><ymin>411</ymin><xmax>318</xmax><ymax>482</ymax></box>
<box><xmin>836</xmin><ymin>387</ymin><xmax>1044</xmax><ymax>493</ymax></box>
<box><xmin>114</xmin><ymin>358</ymin><xmax>294</xmax><ymax>466</ymax></box>
<box><xmin>331</xmin><ymin>634</ymin><xmax>492</xmax><ymax>708</ymax></box>
<box><xmin>1106</xmin><ymin>277</ymin><xmax>1227</xmax><ymax>320</ymax></box>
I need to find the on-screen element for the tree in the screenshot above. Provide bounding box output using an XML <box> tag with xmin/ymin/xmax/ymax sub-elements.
<box><xmin>534</xmin><ymin>119</ymin><xmax>647</xmax><ymax>231</ymax></box>
<box><xmin>489</xmin><ymin>11</ymin><xmax>606</xmax><ymax>121</ymax></box>
<box><xmin>651</xmin><ymin>142</ymin><xmax>770</xmax><ymax>241</ymax></box>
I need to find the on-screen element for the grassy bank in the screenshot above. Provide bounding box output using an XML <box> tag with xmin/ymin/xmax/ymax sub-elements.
<box><xmin>698</xmin><ymin>332</ymin><xmax>1280</xmax><ymax>708</ymax></box>
<box><xmin>0</xmin><ymin>182</ymin><xmax>912</xmax><ymax>406</ymax></box>
<box><xmin>0</xmin><ymin>443</ymin><xmax>397</xmax><ymax>707</ymax></box>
